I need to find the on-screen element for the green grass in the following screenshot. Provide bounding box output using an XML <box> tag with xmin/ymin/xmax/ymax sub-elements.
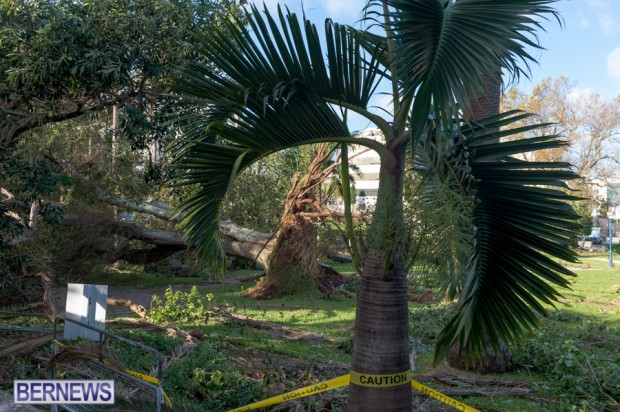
<box><xmin>150</xmin><ymin>254</ymin><xmax>617</xmax><ymax>411</ymax></box>
<box><xmin>3</xmin><ymin>252</ymin><xmax>619</xmax><ymax>411</ymax></box>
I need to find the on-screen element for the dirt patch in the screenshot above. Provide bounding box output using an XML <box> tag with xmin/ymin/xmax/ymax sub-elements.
<box><xmin>408</xmin><ymin>290</ymin><xmax>437</xmax><ymax>303</ymax></box>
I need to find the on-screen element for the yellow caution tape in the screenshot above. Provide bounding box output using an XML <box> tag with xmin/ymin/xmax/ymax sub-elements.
<box><xmin>411</xmin><ymin>379</ymin><xmax>479</xmax><ymax>412</ymax></box>
<box><xmin>350</xmin><ymin>370</ymin><xmax>412</xmax><ymax>387</ymax></box>
<box><xmin>51</xmin><ymin>339</ymin><xmax>173</xmax><ymax>410</ymax></box>
<box><xmin>228</xmin><ymin>373</ymin><xmax>480</xmax><ymax>412</ymax></box>
<box><xmin>52</xmin><ymin>339</ymin><xmax>66</xmax><ymax>347</ymax></box>
<box><xmin>228</xmin><ymin>375</ymin><xmax>350</xmax><ymax>412</ymax></box>
<box><xmin>100</xmin><ymin>359</ymin><xmax>173</xmax><ymax>410</ymax></box>
<box><xmin>53</xmin><ymin>340</ymin><xmax>476</xmax><ymax>412</ymax></box>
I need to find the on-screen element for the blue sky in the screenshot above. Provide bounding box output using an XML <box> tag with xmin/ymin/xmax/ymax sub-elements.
<box><xmin>252</xmin><ymin>0</ymin><xmax>620</xmax><ymax>100</ymax></box>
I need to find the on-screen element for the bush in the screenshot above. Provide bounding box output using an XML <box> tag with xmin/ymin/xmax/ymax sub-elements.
<box><xmin>513</xmin><ymin>333</ymin><xmax>620</xmax><ymax>410</ymax></box>
<box><xmin>191</xmin><ymin>368</ymin><xmax>264</xmax><ymax>408</ymax></box>
<box><xmin>163</xmin><ymin>343</ymin><xmax>265</xmax><ymax>411</ymax></box>
<box><xmin>149</xmin><ymin>286</ymin><xmax>213</xmax><ymax>325</ymax></box>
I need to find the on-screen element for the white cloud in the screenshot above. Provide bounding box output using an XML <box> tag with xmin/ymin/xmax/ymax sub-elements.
<box><xmin>599</xmin><ymin>15</ymin><xmax>618</xmax><ymax>34</ymax></box>
<box><xmin>567</xmin><ymin>87</ymin><xmax>596</xmax><ymax>103</ymax></box>
<box><xmin>580</xmin><ymin>16</ymin><xmax>591</xmax><ymax>28</ymax></box>
<box><xmin>607</xmin><ymin>48</ymin><xmax>620</xmax><ymax>84</ymax></box>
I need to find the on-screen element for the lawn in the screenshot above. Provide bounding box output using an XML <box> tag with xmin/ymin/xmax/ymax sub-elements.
<box><xmin>1</xmin><ymin>253</ymin><xmax>619</xmax><ymax>411</ymax></box>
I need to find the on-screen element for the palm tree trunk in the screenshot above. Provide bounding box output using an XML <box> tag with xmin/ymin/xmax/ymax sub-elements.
<box><xmin>446</xmin><ymin>69</ymin><xmax>512</xmax><ymax>373</ymax></box>
<box><xmin>348</xmin><ymin>145</ymin><xmax>411</xmax><ymax>411</ymax></box>
<box><xmin>470</xmin><ymin>71</ymin><xmax>501</xmax><ymax>122</ymax></box>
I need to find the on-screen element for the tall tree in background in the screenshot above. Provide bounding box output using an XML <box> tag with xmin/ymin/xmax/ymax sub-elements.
<box><xmin>502</xmin><ymin>76</ymin><xmax>620</xmax><ymax>232</ymax></box>
<box><xmin>171</xmin><ymin>1</ymin><xmax>579</xmax><ymax>410</ymax></box>
<box><xmin>502</xmin><ymin>77</ymin><xmax>620</xmax><ymax>177</ymax></box>
<box><xmin>0</xmin><ymin>0</ymin><xmax>242</xmax><ymax>154</ymax></box>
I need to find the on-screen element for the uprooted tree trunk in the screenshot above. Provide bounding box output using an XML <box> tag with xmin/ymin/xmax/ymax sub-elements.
<box><xmin>245</xmin><ymin>144</ymin><xmax>342</xmax><ymax>298</ymax></box>
<box><xmin>61</xmin><ymin>211</ymin><xmax>274</xmax><ymax>270</ymax></box>
<box><xmin>100</xmin><ymin>193</ymin><xmax>276</xmax><ymax>270</ymax></box>
<box><xmin>5</xmin><ymin>144</ymin><xmax>346</xmax><ymax>296</ymax></box>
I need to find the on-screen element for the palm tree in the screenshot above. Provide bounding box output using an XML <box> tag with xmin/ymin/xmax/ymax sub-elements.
<box><xmin>170</xmin><ymin>1</ymin><xmax>579</xmax><ymax>410</ymax></box>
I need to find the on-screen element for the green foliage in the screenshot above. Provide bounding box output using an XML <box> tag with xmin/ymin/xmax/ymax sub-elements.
<box><xmin>0</xmin><ymin>147</ymin><xmax>69</xmax><ymax>203</ymax></box>
<box><xmin>0</xmin><ymin>0</ymin><xmax>242</xmax><ymax>148</ymax></box>
<box><xmin>0</xmin><ymin>252</ymin><xmax>27</xmax><ymax>291</ymax></box>
<box><xmin>163</xmin><ymin>343</ymin><xmax>265</xmax><ymax>411</ymax></box>
<box><xmin>107</xmin><ymin>330</ymin><xmax>179</xmax><ymax>374</ymax></box>
<box><xmin>0</xmin><ymin>146</ymin><xmax>67</xmax><ymax>296</ymax></box>
<box><xmin>149</xmin><ymin>286</ymin><xmax>213</xmax><ymax>325</ymax></box>
<box><xmin>0</xmin><ymin>203</ymin><xmax>23</xmax><ymax>247</ymax></box>
<box><xmin>403</xmin><ymin>161</ymin><xmax>474</xmax><ymax>298</ymax></box>
<box><xmin>574</xmin><ymin>200</ymin><xmax>594</xmax><ymax>236</ymax></box>
<box><xmin>190</xmin><ymin>368</ymin><xmax>265</xmax><ymax>409</ymax></box>
<box><xmin>513</xmin><ymin>334</ymin><xmax>620</xmax><ymax>409</ymax></box>
<box><xmin>222</xmin><ymin>148</ymin><xmax>316</xmax><ymax>233</ymax></box>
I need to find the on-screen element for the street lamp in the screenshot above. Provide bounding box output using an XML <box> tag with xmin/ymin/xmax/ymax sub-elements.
<box><xmin>609</xmin><ymin>206</ymin><xmax>616</xmax><ymax>268</ymax></box>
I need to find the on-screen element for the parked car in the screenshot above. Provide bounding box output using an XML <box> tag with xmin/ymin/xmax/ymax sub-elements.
<box><xmin>585</xmin><ymin>235</ymin><xmax>603</xmax><ymax>245</ymax></box>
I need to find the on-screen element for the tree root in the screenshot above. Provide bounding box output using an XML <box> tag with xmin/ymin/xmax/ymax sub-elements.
<box><xmin>106</xmin><ymin>298</ymin><xmax>148</xmax><ymax>319</ymax></box>
<box><xmin>217</xmin><ymin>309</ymin><xmax>329</xmax><ymax>344</ymax></box>
<box><xmin>0</xmin><ymin>333</ymin><xmax>53</xmax><ymax>359</ymax></box>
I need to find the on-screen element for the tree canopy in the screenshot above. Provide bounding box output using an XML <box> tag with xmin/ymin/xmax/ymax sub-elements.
<box><xmin>0</xmin><ymin>0</ymin><xmax>242</xmax><ymax>150</ymax></box>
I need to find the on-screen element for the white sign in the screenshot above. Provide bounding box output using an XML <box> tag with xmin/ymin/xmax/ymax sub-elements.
<box><xmin>64</xmin><ymin>283</ymin><xmax>108</xmax><ymax>340</ymax></box>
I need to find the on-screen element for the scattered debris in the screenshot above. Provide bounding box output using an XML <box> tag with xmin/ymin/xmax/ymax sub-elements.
<box><xmin>0</xmin><ymin>333</ymin><xmax>53</xmax><ymax>359</ymax></box>
<box><xmin>107</xmin><ymin>298</ymin><xmax>148</xmax><ymax>319</ymax></box>
<box><xmin>218</xmin><ymin>309</ymin><xmax>329</xmax><ymax>344</ymax></box>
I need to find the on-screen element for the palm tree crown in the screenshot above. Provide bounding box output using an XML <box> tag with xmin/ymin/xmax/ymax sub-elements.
<box><xmin>170</xmin><ymin>1</ymin><xmax>578</xmax><ymax>409</ymax></box>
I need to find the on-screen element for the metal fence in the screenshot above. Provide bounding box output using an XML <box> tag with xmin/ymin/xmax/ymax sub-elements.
<box><xmin>50</xmin><ymin>316</ymin><xmax>168</xmax><ymax>412</ymax></box>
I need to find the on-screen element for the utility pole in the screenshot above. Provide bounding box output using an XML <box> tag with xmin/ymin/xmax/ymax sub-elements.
<box><xmin>609</xmin><ymin>206</ymin><xmax>616</xmax><ymax>268</ymax></box>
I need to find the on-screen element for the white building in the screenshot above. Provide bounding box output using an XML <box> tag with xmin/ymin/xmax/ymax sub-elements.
<box><xmin>589</xmin><ymin>179</ymin><xmax>620</xmax><ymax>242</ymax></box>
<box><xmin>326</xmin><ymin>128</ymin><xmax>384</xmax><ymax>213</ymax></box>
<box><xmin>348</xmin><ymin>128</ymin><xmax>383</xmax><ymax>210</ymax></box>
<box><xmin>590</xmin><ymin>179</ymin><xmax>620</xmax><ymax>220</ymax></box>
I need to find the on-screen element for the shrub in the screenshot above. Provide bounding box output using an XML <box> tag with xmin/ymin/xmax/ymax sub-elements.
<box><xmin>513</xmin><ymin>333</ymin><xmax>620</xmax><ymax>410</ymax></box>
<box><xmin>149</xmin><ymin>286</ymin><xmax>213</xmax><ymax>325</ymax></box>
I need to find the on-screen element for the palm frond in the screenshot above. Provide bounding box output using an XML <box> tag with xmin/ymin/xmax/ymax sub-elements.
<box><xmin>169</xmin><ymin>5</ymin><xmax>390</xmax><ymax>267</ymax></box>
<box><xmin>379</xmin><ymin>0</ymin><xmax>561</xmax><ymax>146</ymax></box>
<box><xmin>429</xmin><ymin>111</ymin><xmax>580</xmax><ymax>364</ymax></box>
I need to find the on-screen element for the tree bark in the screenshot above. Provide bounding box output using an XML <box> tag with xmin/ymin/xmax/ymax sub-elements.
<box><xmin>348</xmin><ymin>142</ymin><xmax>412</xmax><ymax>411</ymax></box>
<box><xmin>469</xmin><ymin>71</ymin><xmax>501</xmax><ymax>123</ymax></box>
<box><xmin>245</xmin><ymin>146</ymin><xmax>334</xmax><ymax>298</ymax></box>
<box><xmin>97</xmin><ymin>194</ymin><xmax>275</xmax><ymax>269</ymax></box>
<box><xmin>2</xmin><ymin>192</ymin><xmax>40</xmax><ymax>246</ymax></box>
<box><xmin>61</xmin><ymin>212</ymin><xmax>274</xmax><ymax>268</ymax></box>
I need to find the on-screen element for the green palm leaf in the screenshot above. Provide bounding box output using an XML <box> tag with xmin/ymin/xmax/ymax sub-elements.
<box><xmin>380</xmin><ymin>0</ymin><xmax>560</xmax><ymax>146</ymax></box>
<box><xmin>431</xmin><ymin>111</ymin><xmax>580</xmax><ymax>363</ymax></box>
<box><xmin>169</xmin><ymin>5</ymin><xmax>391</xmax><ymax>267</ymax></box>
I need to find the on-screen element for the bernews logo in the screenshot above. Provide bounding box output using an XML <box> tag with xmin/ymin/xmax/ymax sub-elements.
<box><xmin>14</xmin><ymin>380</ymin><xmax>115</xmax><ymax>405</ymax></box>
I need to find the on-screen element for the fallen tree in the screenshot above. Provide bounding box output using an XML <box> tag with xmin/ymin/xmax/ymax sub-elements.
<box><xmin>61</xmin><ymin>210</ymin><xmax>275</xmax><ymax>270</ymax></box>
